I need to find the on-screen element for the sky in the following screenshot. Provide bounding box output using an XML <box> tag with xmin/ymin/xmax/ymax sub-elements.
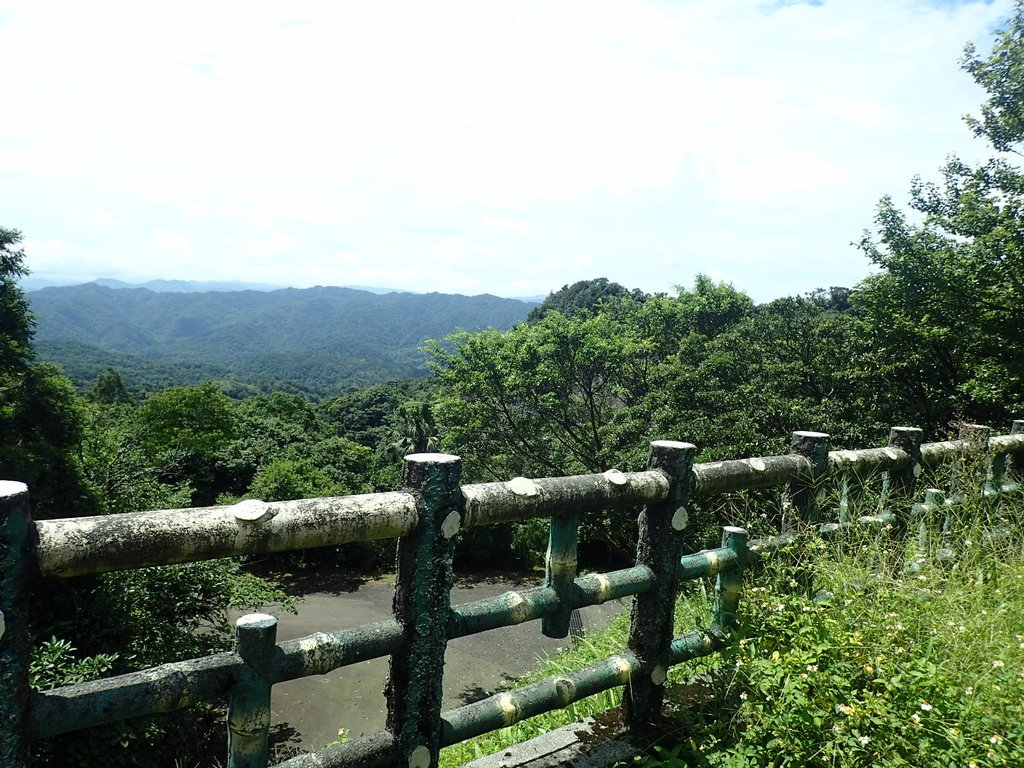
<box><xmin>0</xmin><ymin>0</ymin><xmax>1016</xmax><ymax>302</ymax></box>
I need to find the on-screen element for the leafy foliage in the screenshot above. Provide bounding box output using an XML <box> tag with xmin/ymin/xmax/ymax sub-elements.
<box><xmin>526</xmin><ymin>277</ymin><xmax>648</xmax><ymax>322</ymax></box>
<box><xmin>855</xmin><ymin>5</ymin><xmax>1024</xmax><ymax>434</ymax></box>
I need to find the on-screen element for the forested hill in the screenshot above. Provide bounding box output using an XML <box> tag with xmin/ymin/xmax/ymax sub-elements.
<box><xmin>27</xmin><ymin>283</ymin><xmax>535</xmax><ymax>398</ymax></box>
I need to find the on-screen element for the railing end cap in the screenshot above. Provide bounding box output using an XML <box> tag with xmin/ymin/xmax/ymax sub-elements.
<box><xmin>650</xmin><ymin>440</ymin><xmax>696</xmax><ymax>450</ymax></box>
<box><xmin>0</xmin><ymin>480</ymin><xmax>28</xmax><ymax>499</ymax></box>
<box><xmin>403</xmin><ymin>452</ymin><xmax>461</xmax><ymax>464</ymax></box>
<box><xmin>236</xmin><ymin>613</ymin><xmax>277</xmax><ymax>629</ymax></box>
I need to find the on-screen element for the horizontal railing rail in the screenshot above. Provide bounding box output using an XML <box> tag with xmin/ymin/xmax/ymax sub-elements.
<box><xmin>0</xmin><ymin>421</ymin><xmax>1021</xmax><ymax>768</ymax></box>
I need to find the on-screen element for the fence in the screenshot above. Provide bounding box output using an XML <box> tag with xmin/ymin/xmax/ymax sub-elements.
<box><xmin>1</xmin><ymin>421</ymin><xmax>1022</xmax><ymax>768</ymax></box>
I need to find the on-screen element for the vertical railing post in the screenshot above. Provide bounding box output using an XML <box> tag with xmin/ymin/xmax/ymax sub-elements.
<box><xmin>228</xmin><ymin>613</ymin><xmax>278</xmax><ymax>768</ymax></box>
<box><xmin>990</xmin><ymin>423</ymin><xmax>1012</xmax><ymax>505</ymax></box>
<box><xmin>714</xmin><ymin>527</ymin><xmax>748</xmax><ymax>628</ymax></box>
<box><xmin>959</xmin><ymin>424</ymin><xmax>994</xmax><ymax>514</ymax></box>
<box><xmin>0</xmin><ymin>481</ymin><xmax>32</xmax><ymax>768</ymax></box>
<box><xmin>624</xmin><ymin>440</ymin><xmax>695</xmax><ymax>726</ymax></box>
<box><xmin>542</xmin><ymin>508</ymin><xmax>579</xmax><ymax>639</ymax></box>
<box><xmin>910</xmin><ymin>488</ymin><xmax>946</xmax><ymax>570</ymax></box>
<box><xmin>838</xmin><ymin>472</ymin><xmax>866</xmax><ymax>525</ymax></box>
<box><xmin>884</xmin><ymin>426</ymin><xmax>923</xmax><ymax>538</ymax></box>
<box><xmin>787</xmin><ymin>431</ymin><xmax>830</xmax><ymax>528</ymax></box>
<box><xmin>1007</xmin><ymin>420</ymin><xmax>1024</xmax><ymax>481</ymax></box>
<box><xmin>387</xmin><ymin>453</ymin><xmax>462</xmax><ymax>768</ymax></box>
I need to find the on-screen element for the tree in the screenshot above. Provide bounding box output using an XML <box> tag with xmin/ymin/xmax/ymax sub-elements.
<box><xmin>526</xmin><ymin>277</ymin><xmax>648</xmax><ymax>322</ymax></box>
<box><xmin>136</xmin><ymin>383</ymin><xmax>238</xmax><ymax>505</ymax></box>
<box><xmin>854</xmin><ymin>7</ymin><xmax>1024</xmax><ymax>433</ymax></box>
<box><xmin>654</xmin><ymin>294</ymin><xmax>873</xmax><ymax>459</ymax></box>
<box><xmin>386</xmin><ymin>400</ymin><xmax>438</xmax><ymax>458</ymax></box>
<box><xmin>674</xmin><ymin>274</ymin><xmax>755</xmax><ymax>338</ymax></box>
<box><xmin>0</xmin><ymin>229</ymin><xmax>97</xmax><ymax>517</ymax></box>
<box><xmin>85</xmin><ymin>367</ymin><xmax>132</xmax><ymax>405</ymax></box>
<box><xmin>0</xmin><ymin>227</ymin><xmax>32</xmax><ymax>373</ymax></box>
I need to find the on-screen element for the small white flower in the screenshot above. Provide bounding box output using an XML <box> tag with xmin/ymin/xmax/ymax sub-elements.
<box><xmin>993</xmin><ymin>660</ymin><xmax>1005</xmax><ymax>668</ymax></box>
<box><xmin>920</xmin><ymin>701</ymin><xmax>933</xmax><ymax>711</ymax></box>
<box><xmin>858</xmin><ymin>735</ymin><xmax>870</xmax><ymax>745</ymax></box>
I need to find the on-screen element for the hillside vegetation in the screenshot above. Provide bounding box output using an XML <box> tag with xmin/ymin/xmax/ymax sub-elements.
<box><xmin>27</xmin><ymin>283</ymin><xmax>534</xmax><ymax>398</ymax></box>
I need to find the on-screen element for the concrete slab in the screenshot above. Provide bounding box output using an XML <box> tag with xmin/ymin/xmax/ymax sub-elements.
<box><xmin>462</xmin><ymin>717</ymin><xmax>640</xmax><ymax>768</ymax></box>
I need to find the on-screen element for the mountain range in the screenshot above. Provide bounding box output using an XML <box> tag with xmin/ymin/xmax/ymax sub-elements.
<box><xmin>28</xmin><ymin>283</ymin><xmax>536</xmax><ymax>399</ymax></box>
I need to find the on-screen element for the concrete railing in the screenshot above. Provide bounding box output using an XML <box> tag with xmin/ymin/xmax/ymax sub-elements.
<box><xmin>1</xmin><ymin>420</ymin><xmax>1022</xmax><ymax>767</ymax></box>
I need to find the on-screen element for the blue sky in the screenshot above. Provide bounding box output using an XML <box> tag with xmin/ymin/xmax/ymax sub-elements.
<box><xmin>0</xmin><ymin>0</ymin><xmax>1014</xmax><ymax>301</ymax></box>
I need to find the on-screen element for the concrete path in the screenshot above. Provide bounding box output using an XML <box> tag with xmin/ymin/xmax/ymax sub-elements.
<box><xmin>257</xmin><ymin>571</ymin><xmax>631</xmax><ymax>755</ymax></box>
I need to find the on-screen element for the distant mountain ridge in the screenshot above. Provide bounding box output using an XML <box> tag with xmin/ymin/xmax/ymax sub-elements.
<box><xmin>92</xmin><ymin>277</ymin><xmax>284</xmax><ymax>292</ymax></box>
<box><xmin>19</xmin><ymin>276</ymin><xmax>409</xmax><ymax>294</ymax></box>
<box><xmin>28</xmin><ymin>283</ymin><xmax>535</xmax><ymax>398</ymax></box>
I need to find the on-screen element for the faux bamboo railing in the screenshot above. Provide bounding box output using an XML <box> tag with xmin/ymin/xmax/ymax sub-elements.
<box><xmin>1</xmin><ymin>421</ymin><xmax>1022</xmax><ymax>768</ymax></box>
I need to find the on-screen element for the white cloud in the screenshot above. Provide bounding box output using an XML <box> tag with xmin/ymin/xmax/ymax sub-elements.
<box><xmin>1</xmin><ymin>0</ymin><xmax>1016</xmax><ymax>300</ymax></box>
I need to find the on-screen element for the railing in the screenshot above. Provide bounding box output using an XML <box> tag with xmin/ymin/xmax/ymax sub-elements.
<box><xmin>1</xmin><ymin>421</ymin><xmax>1022</xmax><ymax>768</ymax></box>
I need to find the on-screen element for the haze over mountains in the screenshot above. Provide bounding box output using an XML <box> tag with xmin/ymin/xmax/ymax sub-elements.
<box><xmin>28</xmin><ymin>282</ymin><xmax>536</xmax><ymax>399</ymax></box>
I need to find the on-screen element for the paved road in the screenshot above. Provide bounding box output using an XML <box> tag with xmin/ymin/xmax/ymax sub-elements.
<box><xmin>254</xmin><ymin>571</ymin><xmax>631</xmax><ymax>753</ymax></box>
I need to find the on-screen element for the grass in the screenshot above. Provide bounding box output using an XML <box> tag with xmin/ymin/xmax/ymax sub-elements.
<box><xmin>440</xmin><ymin>461</ymin><xmax>1024</xmax><ymax>768</ymax></box>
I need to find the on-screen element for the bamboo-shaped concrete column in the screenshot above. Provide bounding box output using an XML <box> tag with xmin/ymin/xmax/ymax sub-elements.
<box><xmin>623</xmin><ymin>440</ymin><xmax>695</xmax><ymax>725</ymax></box>
<box><xmin>0</xmin><ymin>481</ymin><xmax>32</xmax><ymax>768</ymax></box>
<box><xmin>885</xmin><ymin>426</ymin><xmax>923</xmax><ymax>539</ymax></box>
<box><xmin>714</xmin><ymin>527</ymin><xmax>748</xmax><ymax>628</ymax></box>
<box><xmin>1008</xmin><ymin>420</ymin><xmax>1024</xmax><ymax>481</ymax></box>
<box><xmin>541</xmin><ymin>499</ymin><xmax>580</xmax><ymax>639</ymax></box>
<box><xmin>228</xmin><ymin>613</ymin><xmax>278</xmax><ymax>768</ymax></box>
<box><xmin>990</xmin><ymin>423</ymin><xmax>1017</xmax><ymax>497</ymax></box>
<box><xmin>957</xmin><ymin>424</ymin><xmax>995</xmax><ymax>520</ymax></box>
<box><xmin>386</xmin><ymin>453</ymin><xmax>462</xmax><ymax>768</ymax></box>
<box><xmin>788</xmin><ymin>431</ymin><xmax>830</xmax><ymax>527</ymax></box>
<box><xmin>911</xmin><ymin>488</ymin><xmax>946</xmax><ymax>567</ymax></box>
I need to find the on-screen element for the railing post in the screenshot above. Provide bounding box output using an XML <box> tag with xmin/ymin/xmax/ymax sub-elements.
<box><xmin>228</xmin><ymin>613</ymin><xmax>278</xmax><ymax>768</ymax></box>
<box><xmin>1008</xmin><ymin>420</ymin><xmax>1024</xmax><ymax>481</ymax></box>
<box><xmin>623</xmin><ymin>440</ymin><xmax>695</xmax><ymax>726</ymax></box>
<box><xmin>787</xmin><ymin>431</ymin><xmax>830</xmax><ymax>528</ymax></box>
<box><xmin>387</xmin><ymin>453</ymin><xmax>462</xmax><ymax>768</ymax></box>
<box><xmin>884</xmin><ymin>426</ymin><xmax>923</xmax><ymax>537</ymax></box>
<box><xmin>0</xmin><ymin>481</ymin><xmax>32</xmax><ymax>768</ymax></box>
<box><xmin>959</xmin><ymin>424</ymin><xmax>995</xmax><ymax>513</ymax></box>
<box><xmin>541</xmin><ymin>506</ymin><xmax>580</xmax><ymax>639</ymax></box>
<box><xmin>714</xmin><ymin>527</ymin><xmax>748</xmax><ymax>628</ymax></box>
<box><xmin>838</xmin><ymin>472</ymin><xmax>866</xmax><ymax>525</ymax></box>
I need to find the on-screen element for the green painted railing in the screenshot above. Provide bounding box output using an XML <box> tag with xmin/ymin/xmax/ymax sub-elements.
<box><xmin>1</xmin><ymin>421</ymin><xmax>1022</xmax><ymax>767</ymax></box>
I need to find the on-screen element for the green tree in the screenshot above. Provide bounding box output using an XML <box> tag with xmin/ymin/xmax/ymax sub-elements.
<box><xmin>854</xmin><ymin>6</ymin><xmax>1024</xmax><ymax>432</ymax></box>
<box><xmin>0</xmin><ymin>228</ymin><xmax>96</xmax><ymax>517</ymax></box>
<box><xmin>85</xmin><ymin>367</ymin><xmax>132</xmax><ymax>405</ymax></box>
<box><xmin>136</xmin><ymin>383</ymin><xmax>238</xmax><ymax>505</ymax></box>
<box><xmin>674</xmin><ymin>273</ymin><xmax>755</xmax><ymax>338</ymax></box>
<box><xmin>386</xmin><ymin>400</ymin><xmax>438</xmax><ymax>459</ymax></box>
<box><xmin>432</xmin><ymin>297</ymin><xmax>687</xmax><ymax>481</ymax></box>
<box><xmin>526</xmin><ymin>277</ymin><xmax>648</xmax><ymax>322</ymax></box>
<box><xmin>654</xmin><ymin>294</ymin><xmax>872</xmax><ymax>459</ymax></box>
